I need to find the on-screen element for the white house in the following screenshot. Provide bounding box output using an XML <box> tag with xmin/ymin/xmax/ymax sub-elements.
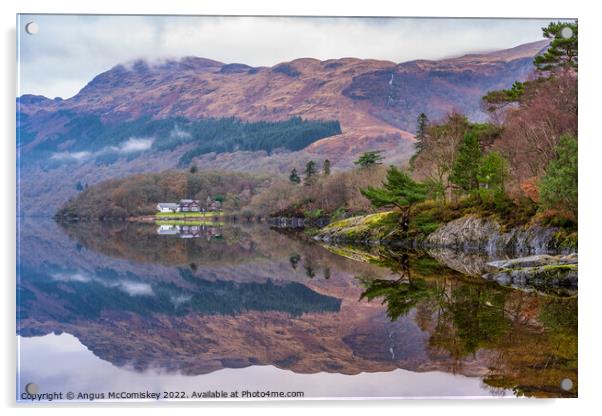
<box><xmin>179</xmin><ymin>199</ymin><xmax>201</xmax><ymax>212</ymax></box>
<box><xmin>157</xmin><ymin>203</ymin><xmax>179</xmax><ymax>213</ymax></box>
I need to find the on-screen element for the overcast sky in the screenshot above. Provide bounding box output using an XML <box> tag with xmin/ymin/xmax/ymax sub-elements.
<box><xmin>17</xmin><ymin>15</ymin><xmax>558</xmax><ymax>99</ymax></box>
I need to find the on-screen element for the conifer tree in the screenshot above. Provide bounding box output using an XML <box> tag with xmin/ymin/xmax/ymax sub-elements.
<box><xmin>449</xmin><ymin>132</ymin><xmax>482</xmax><ymax>193</ymax></box>
<box><xmin>323</xmin><ymin>159</ymin><xmax>331</xmax><ymax>176</ymax></box>
<box><xmin>289</xmin><ymin>168</ymin><xmax>301</xmax><ymax>184</ymax></box>
<box><xmin>415</xmin><ymin>113</ymin><xmax>428</xmax><ymax>152</ymax></box>
<box><xmin>354</xmin><ymin>151</ymin><xmax>384</xmax><ymax>168</ymax></box>
<box><xmin>361</xmin><ymin>166</ymin><xmax>427</xmax><ymax>234</ymax></box>
<box><xmin>534</xmin><ymin>21</ymin><xmax>578</xmax><ymax>72</ymax></box>
<box><xmin>303</xmin><ymin>161</ymin><xmax>317</xmax><ymax>185</ymax></box>
<box><xmin>539</xmin><ymin>135</ymin><xmax>578</xmax><ymax>217</ymax></box>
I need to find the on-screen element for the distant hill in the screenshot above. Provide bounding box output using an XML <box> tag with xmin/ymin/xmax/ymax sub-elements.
<box><xmin>17</xmin><ymin>40</ymin><xmax>548</xmax><ymax>215</ymax></box>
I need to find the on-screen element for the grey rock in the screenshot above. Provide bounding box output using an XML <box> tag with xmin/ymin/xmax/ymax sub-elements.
<box><xmin>487</xmin><ymin>253</ymin><xmax>578</xmax><ymax>270</ymax></box>
<box><xmin>483</xmin><ymin>260</ymin><xmax>577</xmax><ymax>294</ymax></box>
<box><xmin>424</xmin><ymin>215</ymin><xmax>566</xmax><ymax>256</ymax></box>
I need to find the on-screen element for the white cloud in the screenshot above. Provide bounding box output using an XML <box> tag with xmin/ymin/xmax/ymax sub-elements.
<box><xmin>171</xmin><ymin>294</ymin><xmax>192</xmax><ymax>308</ymax></box>
<box><xmin>112</xmin><ymin>281</ymin><xmax>154</xmax><ymax>297</ymax></box>
<box><xmin>50</xmin><ymin>272</ymin><xmax>93</xmax><ymax>283</ymax></box>
<box><xmin>50</xmin><ymin>270</ymin><xmax>154</xmax><ymax>296</ymax></box>
<box><xmin>51</xmin><ymin>137</ymin><xmax>154</xmax><ymax>163</ymax></box>
<box><xmin>50</xmin><ymin>151</ymin><xmax>93</xmax><ymax>162</ymax></box>
<box><xmin>112</xmin><ymin>137</ymin><xmax>154</xmax><ymax>154</ymax></box>
<box><xmin>170</xmin><ymin>125</ymin><xmax>191</xmax><ymax>140</ymax></box>
<box><xmin>18</xmin><ymin>15</ymin><xmax>562</xmax><ymax>98</ymax></box>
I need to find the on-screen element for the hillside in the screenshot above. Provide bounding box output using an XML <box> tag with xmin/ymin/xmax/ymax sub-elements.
<box><xmin>17</xmin><ymin>40</ymin><xmax>548</xmax><ymax>215</ymax></box>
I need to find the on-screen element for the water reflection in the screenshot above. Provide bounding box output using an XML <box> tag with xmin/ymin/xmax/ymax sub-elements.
<box><xmin>16</xmin><ymin>218</ymin><xmax>577</xmax><ymax>398</ymax></box>
<box><xmin>354</xmin><ymin>247</ymin><xmax>578</xmax><ymax>397</ymax></box>
<box><xmin>156</xmin><ymin>223</ymin><xmax>223</xmax><ymax>239</ymax></box>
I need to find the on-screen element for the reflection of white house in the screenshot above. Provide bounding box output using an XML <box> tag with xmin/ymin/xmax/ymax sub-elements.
<box><xmin>156</xmin><ymin>200</ymin><xmax>203</xmax><ymax>213</ymax></box>
<box><xmin>157</xmin><ymin>224</ymin><xmax>180</xmax><ymax>235</ymax></box>
<box><xmin>157</xmin><ymin>203</ymin><xmax>179</xmax><ymax>213</ymax></box>
<box><xmin>156</xmin><ymin>223</ymin><xmax>222</xmax><ymax>239</ymax></box>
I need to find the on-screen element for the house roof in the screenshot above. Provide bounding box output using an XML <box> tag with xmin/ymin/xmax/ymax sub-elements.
<box><xmin>180</xmin><ymin>199</ymin><xmax>199</xmax><ymax>204</ymax></box>
<box><xmin>157</xmin><ymin>203</ymin><xmax>179</xmax><ymax>208</ymax></box>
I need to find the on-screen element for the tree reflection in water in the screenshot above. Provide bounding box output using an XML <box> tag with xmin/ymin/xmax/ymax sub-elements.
<box><xmin>357</xmin><ymin>248</ymin><xmax>578</xmax><ymax>398</ymax></box>
<box><xmin>358</xmin><ymin>251</ymin><xmax>431</xmax><ymax>321</ymax></box>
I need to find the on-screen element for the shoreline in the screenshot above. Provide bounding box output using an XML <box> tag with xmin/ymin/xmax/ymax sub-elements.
<box><xmin>128</xmin><ymin>215</ymin><xmax>224</xmax><ymax>224</ymax></box>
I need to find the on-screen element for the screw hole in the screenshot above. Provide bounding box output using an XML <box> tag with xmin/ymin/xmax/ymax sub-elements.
<box><xmin>25</xmin><ymin>22</ymin><xmax>39</xmax><ymax>35</ymax></box>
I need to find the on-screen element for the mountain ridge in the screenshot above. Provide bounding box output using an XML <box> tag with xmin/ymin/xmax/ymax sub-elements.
<box><xmin>17</xmin><ymin>40</ymin><xmax>548</xmax><ymax>215</ymax></box>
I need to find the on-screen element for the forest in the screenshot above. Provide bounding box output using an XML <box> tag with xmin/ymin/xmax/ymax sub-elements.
<box><xmin>20</xmin><ymin>113</ymin><xmax>341</xmax><ymax>167</ymax></box>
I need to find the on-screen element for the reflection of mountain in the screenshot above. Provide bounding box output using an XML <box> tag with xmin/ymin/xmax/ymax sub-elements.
<box><xmin>18</xmin><ymin>264</ymin><xmax>341</xmax><ymax>323</ymax></box>
<box><xmin>17</xmin><ymin>219</ymin><xmax>577</xmax><ymax>397</ymax></box>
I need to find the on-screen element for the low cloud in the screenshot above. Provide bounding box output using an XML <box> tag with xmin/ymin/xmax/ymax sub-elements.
<box><xmin>50</xmin><ymin>151</ymin><xmax>92</xmax><ymax>162</ymax></box>
<box><xmin>50</xmin><ymin>270</ymin><xmax>154</xmax><ymax>297</ymax></box>
<box><xmin>170</xmin><ymin>126</ymin><xmax>192</xmax><ymax>140</ymax></box>
<box><xmin>111</xmin><ymin>137</ymin><xmax>154</xmax><ymax>154</ymax></box>
<box><xmin>50</xmin><ymin>272</ymin><xmax>93</xmax><ymax>283</ymax></box>
<box><xmin>111</xmin><ymin>281</ymin><xmax>154</xmax><ymax>297</ymax></box>
<box><xmin>51</xmin><ymin>137</ymin><xmax>154</xmax><ymax>163</ymax></box>
<box><xmin>171</xmin><ymin>294</ymin><xmax>192</xmax><ymax>308</ymax></box>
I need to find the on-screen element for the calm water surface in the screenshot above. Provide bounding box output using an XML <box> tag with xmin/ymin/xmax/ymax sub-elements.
<box><xmin>16</xmin><ymin>218</ymin><xmax>577</xmax><ymax>400</ymax></box>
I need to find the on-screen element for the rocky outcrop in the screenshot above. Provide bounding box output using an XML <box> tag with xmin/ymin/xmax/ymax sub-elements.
<box><xmin>483</xmin><ymin>254</ymin><xmax>578</xmax><ymax>294</ymax></box>
<box><xmin>314</xmin><ymin>213</ymin><xmax>578</xmax><ymax>291</ymax></box>
<box><xmin>269</xmin><ymin>216</ymin><xmax>330</xmax><ymax>229</ymax></box>
<box><xmin>313</xmin><ymin>212</ymin><xmax>400</xmax><ymax>245</ymax></box>
<box><xmin>316</xmin><ymin>213</ymin><xmax>576</xmax><ymax>257</ymax></box>
<box><xmin>424</xmin><ymin>248</ymin><xmax>494</xmax><ymax>276</ymax></box>
<box><xmin>486</xmin><ymin>253</ymin><xmax>578</xmax><ymax>270</ymax></box>
<box><xmin>424</xmin><ymin>215</ymin><xmax>575</xmax><ymax>256</ymax></box>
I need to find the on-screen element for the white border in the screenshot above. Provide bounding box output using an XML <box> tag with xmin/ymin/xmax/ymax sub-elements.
<box><xmin>3</xmin><ymin>0</ymin><xmax>600</xmax><ymax>414</ymax></box>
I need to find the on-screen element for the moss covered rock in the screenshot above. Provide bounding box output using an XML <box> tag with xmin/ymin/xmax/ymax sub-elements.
<box><xmin>483</xmin><ymin>254</ymin><xmax>577</xmax><ymax>294</ymax></box>
<box><xmin>313</xmin><ymin>211</ymin><xmax>399</xmax><ymax>244</ymax></box>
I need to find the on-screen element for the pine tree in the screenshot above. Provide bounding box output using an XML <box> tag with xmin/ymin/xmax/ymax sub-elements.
<box><xmin>304</xmin><ymin>161</ymin><xmax>317</xmax><ymax>185</ymax></box>
<box><xmin>289</xmin><ymin>253</ymin><xmax>301</xmax><ymax>269</ymax></box>
<box><xmin>75</xmin><ymin>181</ymin><xmax>84</xmax><ymax>192</ymax></box>
<box><xmin>534</xmin><ymin>21</ymin><xmax>578</xmax><ymax>72</ymax></box>
<box><xmin>415</xmin><ymin>113</ymin><xmax>428</xmax><ymax>152</ymax></box>
<box><xmin>189</xmin><ymin>164</ymin><xmax>198</xmax><ymax>174</ymax></box>
<box><xmin>289</xmin><ymin>168</ymin><xmax>301</xmax><ymax>184</ymax></box>
<box><xmin>360</xmin><ymin>166</ymin><xmax>427</xmax><ymax>234</ymax></box>
<box><xmin>323</xmin><ymin>159</ymin><xmax>331</xmax><ymax>176</ymax></box>
<box><xmin>354</xmin><ymin>151</ymin><xmax>384</xmax><ymax>168</ymax></box>
<box><xmin>449</xmin><ymin>132</ymin><xmax>482</xmax><ymax>193</ymax></box>
<box><xmin>539</xmin><ymin>135</ymin><xmax>578</xmax><ymax>217</ymax></box>
<box><xmin>477</xmin><ymin>151</ymin><xmax>508</xmax><ymax>191</ymax></box>
<box><xmin>477</xmin><ymin>151</ymin><xmax>509</xmax><ymax>202</ymax></box>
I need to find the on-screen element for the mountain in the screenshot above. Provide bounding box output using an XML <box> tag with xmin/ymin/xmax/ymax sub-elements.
<box><xmin>17</xmin><ymin>40</ymin><xmax>548</xmax><ymax>215</ymax></box>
